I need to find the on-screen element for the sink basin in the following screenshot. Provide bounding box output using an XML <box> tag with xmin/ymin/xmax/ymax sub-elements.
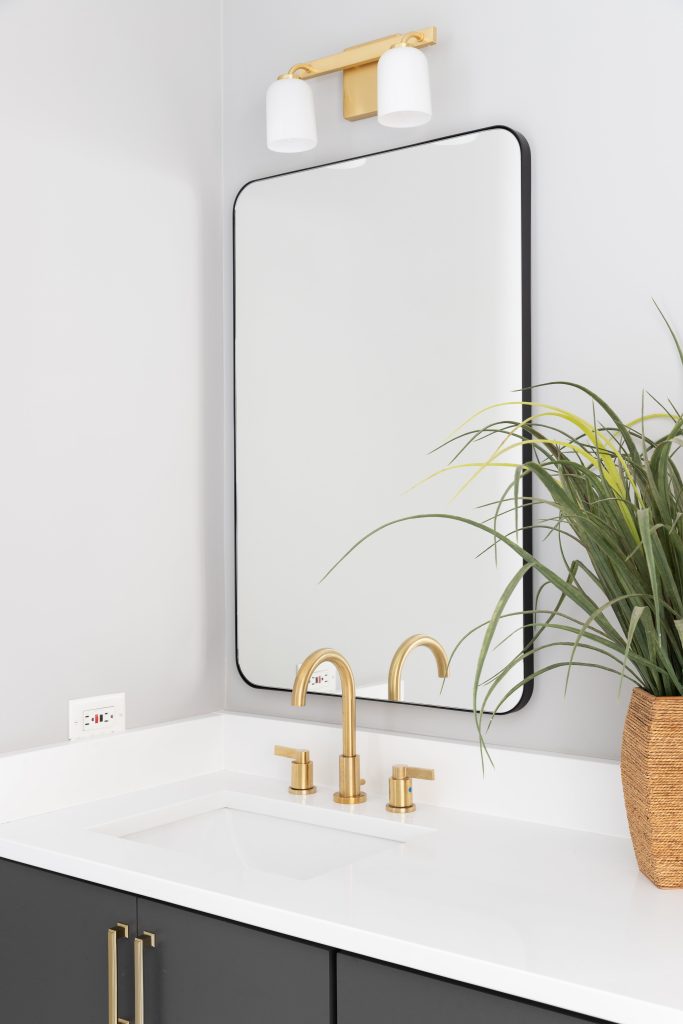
<box><xmin>126</xmin><ymin>807</ymin><xmax>397</xmax><ymax>879</ymax></box>
<box><xmin>101</xmin><ymin>791</ymin><xmax>430</xmax><ymax>881</ymax></box>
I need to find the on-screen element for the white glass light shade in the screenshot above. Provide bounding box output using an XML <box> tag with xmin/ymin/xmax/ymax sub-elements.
<box><xmin>266</xmin><ymin>77</ymin><xmax>317</xmax><ymax>153</ymax></box>
<box><xmin>377</xmin><ymin>46</ymin><xmax>432</xmax><ymax>128</ymax></box>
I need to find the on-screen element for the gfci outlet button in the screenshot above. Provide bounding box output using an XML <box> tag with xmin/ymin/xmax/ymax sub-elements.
<box><xmin>68</xmin><ymin>692</ymin><xmax>125</xmax><ymax>741</ymax></box>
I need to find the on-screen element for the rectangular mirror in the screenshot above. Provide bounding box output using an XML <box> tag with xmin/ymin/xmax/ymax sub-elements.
<box><xmin>234</xmin><ymin>127</ymin><xmax>531</xmax><ymax>712</ymax></box>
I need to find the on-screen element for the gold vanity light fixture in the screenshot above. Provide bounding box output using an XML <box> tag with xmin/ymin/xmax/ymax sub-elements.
<box><xmin>388</xmin><ymin>634</ymin><xmax>449</xmax><ymax>702</ymax></box>
<box><xmin>266</xmin><ymin>27</ymin><xmax>437</xmax><ymax>153</ymax></box>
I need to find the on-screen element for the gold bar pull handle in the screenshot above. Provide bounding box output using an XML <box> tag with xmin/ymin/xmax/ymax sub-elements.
<box><xmin>134</xmin><ymin>931</ymin><xmax>156</xmax><ymax>1024</ymax></box>
<box><xmin>274</xmin><ymin>744</ymin><xmax>316</xmax><ymax>794</ymax></box>
<box><xmin>107</xmin><ymin>923</ymin><xmax>130</xmax><ymax>1024</ymax></box>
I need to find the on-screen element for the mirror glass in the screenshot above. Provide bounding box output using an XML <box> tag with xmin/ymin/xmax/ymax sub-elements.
<box><xmin>234</xmin><ymin>128</ymin><xmax>531</xmax><ymax>711</ymax></box>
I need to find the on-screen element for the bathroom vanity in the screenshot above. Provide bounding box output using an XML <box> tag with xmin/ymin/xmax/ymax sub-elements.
<box><xmin>0</xmin><ymin>858</ymin><xmax>331</xmax><ymax>1024</ymax></box>
<box><xmin>0</xmin><ymin>713</ymin><xmax>680</xmax><ymax>1024</ymax></box>
<box><xmin>1</xmin><ymin>858</ymin><xmax>612</xmax><ymax>1023</ymax></box>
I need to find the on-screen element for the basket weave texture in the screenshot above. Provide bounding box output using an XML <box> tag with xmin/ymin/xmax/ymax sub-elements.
<box><xmin>621</xmin><ymin>687</ymin><xmax>683</xmax><ymax>888</ymax></box>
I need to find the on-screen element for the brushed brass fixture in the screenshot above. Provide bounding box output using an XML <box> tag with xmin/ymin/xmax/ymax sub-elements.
<box><xmin>277</xmin><ymin>27</ymin><xmax>437</xmax><ymax>121</ymax></box>
<box><xmin>292</xmin><ymin>649</ymin><xmax>366</xmax><ymax>804</ymax></box>
<box><xmin>388</xmin><ymin>634</ymin><xmax>449</xmax><ymax>702</ymax></box>
<box><xmin>274</xmin><ymin>744</ymin><xmax>317</xmax><ymax>794</ymax></box>
<box><xmin>386</xmin><ymin>764</ymin><xmax>435</xmax><ymax>813</ymax></box>
<box><xmin>134</xmin><ymin>931</ymin><xmax>156</xmax><ymax>1024</ymax></box>
<box><xmin>107</xmin><ymin>922</ymin><xmax>130</xmax><ymax>1024</ymax></box>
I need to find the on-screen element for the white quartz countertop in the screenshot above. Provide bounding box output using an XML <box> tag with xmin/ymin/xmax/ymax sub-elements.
<box><xmin>0</xmin><ymin>712</ymin><xmax>681</xmax><ymax>1024</ymax></box>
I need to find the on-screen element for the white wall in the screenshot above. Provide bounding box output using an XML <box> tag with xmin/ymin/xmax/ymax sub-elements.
<box><xmin>2</xmin><ymin>1</ymin><xmax>679</xmax><ymax>759</ymax></box>
<box><xmin>223</xmin><ymin>0</ymin><xmax>683</xmax><ymax>759</ymax></box>
<box><xmin>0</xmin><ymin>0</ymin><xmax>225</xmax><ymax>752</ymax></box>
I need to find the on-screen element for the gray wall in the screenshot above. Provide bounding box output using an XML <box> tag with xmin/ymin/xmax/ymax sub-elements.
<box><xmin>0</xmin><ymin>0</ymin><xmax>225</xmax><ymax>752</ymax></box>
<box><xmin>224</xmin><ymin>0</ymin><xmax>683</xmax><ymax>760</ymax></box>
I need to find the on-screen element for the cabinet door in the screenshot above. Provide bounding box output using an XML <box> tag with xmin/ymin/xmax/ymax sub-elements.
<box><xmin>337</xmin><ymin>953</ymin><xmax>611</xmax><ymax>1024</ymax></box>
<box><xmin>138</xmin><ymin>897</ymin><xmax>332</xmax><ymax>1024</ymax></box>
<box><xmin>0</xmin><ymin>858</ymin><xmax>136</xmax><ymax>1024</ymax></box>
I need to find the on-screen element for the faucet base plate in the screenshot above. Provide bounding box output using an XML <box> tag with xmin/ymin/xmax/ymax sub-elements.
<box><xmin>333</xmin><ymin>792</ymin><xmax>367</xmax><ymax>805</ymax></box>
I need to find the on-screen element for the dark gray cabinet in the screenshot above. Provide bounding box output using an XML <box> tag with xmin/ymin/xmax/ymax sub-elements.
<box><xmin>0</xmin><ymin>859</ymin><xmax>330</xmax><ymax>1024</ymax></box>
<box><xmin>137</xmin><ymin>896</ymin><xmax>332</xmax><ymax>1024</ymax></box>
<box><xmin>337</xmin><ymin>953</ymin><xmax>611</xmax><ymax>1024</ymax></box>
<box><xmin>0</xmin><ymin>859</ymin><xmax>136</xmax><ymax>1024</ymax></box>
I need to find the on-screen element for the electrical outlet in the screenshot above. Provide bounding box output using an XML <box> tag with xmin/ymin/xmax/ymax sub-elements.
<box><xmin>296</xmin><ymin>661</ymin><xmax>340</xmax><ymax>693</ymax></box>
<box><xmin>69</xmin><ymin>692</ymin><xmax>125</xmax><ymax>741</ymax></box>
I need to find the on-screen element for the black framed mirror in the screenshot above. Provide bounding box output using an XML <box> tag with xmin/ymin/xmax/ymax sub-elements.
<box><xmin>234</xmin><ymin>127</ymin><xmax>532</xmax><ymax>713</ymax></box>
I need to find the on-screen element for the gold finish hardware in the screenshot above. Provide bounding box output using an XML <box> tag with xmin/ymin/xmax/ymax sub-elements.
<box><xmin>134</xmin><ymin>931</ymin><xmax>156</xmax><ymax>1024</ymax></box>
<box><xmin>342</xmin><ymin>62</ymin><xmax>378</xmax><ymax>122</ymax></box>
<box><xmin>386</xmin><ymin>764</ymin><xmax>435</xmax><ymax>813</ymax></box>
<box><xmin>277</xmin><ymin>27</ymin><xmax>437</xmax><ymax>121</ymax></box>
<box><xmin>274</xmin><ymin>744</ymin><xmax>317</xmax><ymax>794</ymax></box>
<box><xmin>388</xmin><ymin>635</ymin><xmax>449</xmax><ymax>702</ymax></box>
<box><xmin>107</xmin><ymin>922</ymin><xmax>130</xmax><ymax>1024</ymax></box>
<box><xmin>292</xmin><ymin>649</ymin><xmax>366</xmax><ymax>804</ymax></box>
<box><xmin>397</xmin><ymin>32</ymin><xmax>425</xmax><ymax>48</ymax></box>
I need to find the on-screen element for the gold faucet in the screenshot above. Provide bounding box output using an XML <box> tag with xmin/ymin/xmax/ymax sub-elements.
<box><xmin>388</xmin><ymin>634</ymin><xmax>449</xmax><ymax>701</ymax></box>
<box><xmin>292</xmin><ymin>649</ymin><xmax>366</xmax><ymax>804</ymax></box>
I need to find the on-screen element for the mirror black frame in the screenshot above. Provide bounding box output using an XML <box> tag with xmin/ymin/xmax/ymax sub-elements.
<box><xmin>232</xmin><ymin>125</ymin><xmax>533</xmax><ymax>715</ymax></box>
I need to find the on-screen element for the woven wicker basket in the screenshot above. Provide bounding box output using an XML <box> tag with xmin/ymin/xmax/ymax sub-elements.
<box><xmin>621</xmin><ymin>687</ymin><xmax>683</xmax><ymax>888</ymax></box>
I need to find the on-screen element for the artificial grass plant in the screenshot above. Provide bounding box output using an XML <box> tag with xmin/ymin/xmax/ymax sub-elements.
<box><xmin>325</xmin><ymin>304</ymin><xmax>683</xmax><ymax>758</ymax></box>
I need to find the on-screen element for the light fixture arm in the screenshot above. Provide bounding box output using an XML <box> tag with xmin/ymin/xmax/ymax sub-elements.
<box><xmin>277</xmin><ymin>26</ymin><xmax>437</xmax><ymax>120</ymax></box>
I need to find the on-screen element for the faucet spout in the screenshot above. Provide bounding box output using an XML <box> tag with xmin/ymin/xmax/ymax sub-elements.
<box><xmin>292</xmin><ymin>649</ymin><xmax>365</xmax><ymax>803</ymax></box>
<box><xmin>388</xmin><ymin>634</ymin><xmax>449</xmax><ymax>702</ymax></box>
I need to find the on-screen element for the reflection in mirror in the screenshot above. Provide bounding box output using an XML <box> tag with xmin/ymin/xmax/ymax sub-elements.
<box><xmin>234</xmin><ymin>128</ymin><xmax>531</xmax><ymax>712</ymax></box>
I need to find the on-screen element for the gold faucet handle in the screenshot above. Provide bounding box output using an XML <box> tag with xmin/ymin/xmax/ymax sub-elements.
<box><xmin>274</xmin><ymin>744</ymin><xmax>309</xmax><ymax>762</ymax></box>
<box><xmin>392</xmin><ymin>764</ymin><xmax>436</xmax><ymax>781</ymax></box>
<box><xmin>274</xmin><ymin>745</ymin><xmax>317</xmax><ymax>795</ymax></box>
<box><xmin>387</xmin><ymin>764</ymin><xmax>435</xmax><ymax>813</ymax></box>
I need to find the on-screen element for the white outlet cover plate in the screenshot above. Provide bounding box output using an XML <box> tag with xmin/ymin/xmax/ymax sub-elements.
<box><xmin>295</xmin><ymin>660</ymin><xmax>340</xmax><ymax>693</ymax></box>
<box><xmin>69</xmin><ymin>692</ymin><xmax>125</xmax><ymax>741</ymax></box>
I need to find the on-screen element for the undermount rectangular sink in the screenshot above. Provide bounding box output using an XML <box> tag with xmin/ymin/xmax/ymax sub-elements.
<box><xmin>100</xmin><ymin>791</ymin><xmax>431</xmax><ymax>881</ymax></box>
